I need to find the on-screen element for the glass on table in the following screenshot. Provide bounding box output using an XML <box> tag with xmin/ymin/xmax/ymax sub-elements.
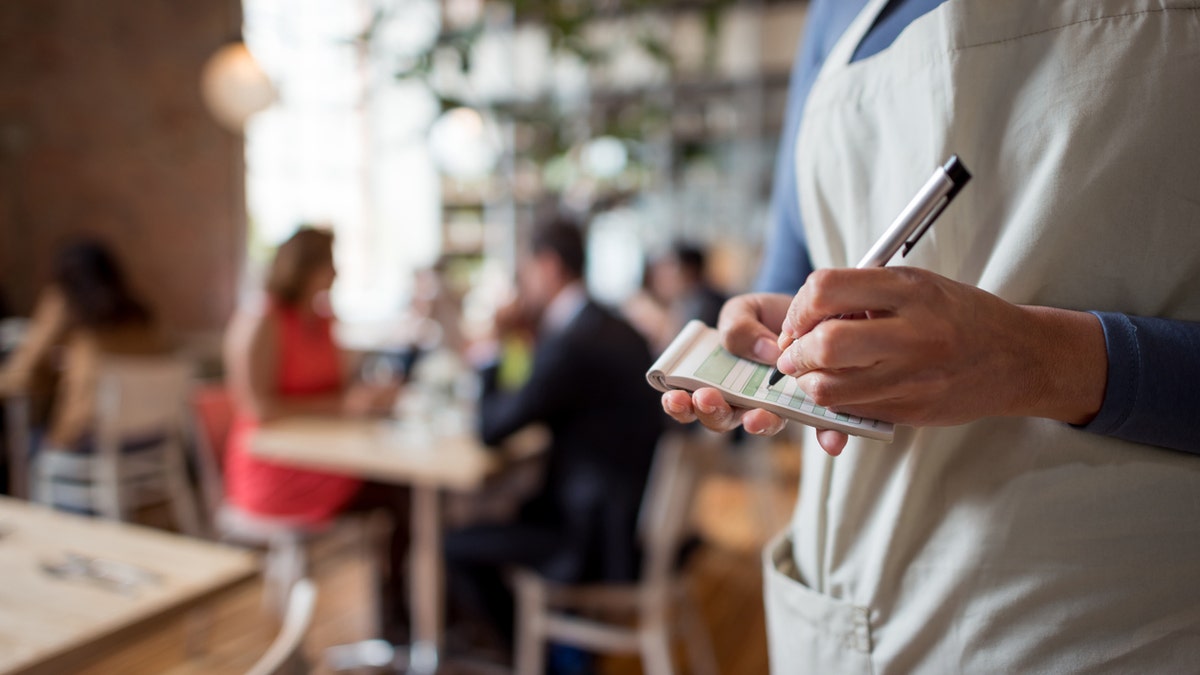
<box><xmin>359</xmin><ymin>351</ymin><xmax>403</xmax><ymax>387</ymax></box>
<box><xmin>389</xmin><ymin>351</ymin><xmax>477</xmax><ymax>445</ymax></box>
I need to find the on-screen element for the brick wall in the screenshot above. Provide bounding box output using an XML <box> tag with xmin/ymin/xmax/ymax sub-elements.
<box><xmin>0</xmin><ymin>0</ymin><xmax>244</xmax><ymax>332</ymax></box>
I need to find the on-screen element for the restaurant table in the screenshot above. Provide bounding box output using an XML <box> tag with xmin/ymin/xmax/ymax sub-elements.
<box><xmin>0</xmin><ymin>496</ymin><xmax>257</xmax><ymax>675</ymax></box>
<box><xmin>251</xmin><ymin>415</ymin><xmax>544</xmax><ymax>673</ymax></box>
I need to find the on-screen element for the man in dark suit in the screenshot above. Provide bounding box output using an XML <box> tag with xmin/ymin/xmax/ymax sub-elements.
<box><xmin>444</xmin><ymin>218</ymin><xmax>663</xmax><ymax>651</ymax></box>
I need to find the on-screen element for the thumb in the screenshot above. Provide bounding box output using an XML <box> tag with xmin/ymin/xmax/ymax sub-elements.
<box><xmin>720</xmin><ymin>312</ymin><xmax>783</xmax><ymax>365</ymax></box>
<box><xmin>816</xmin><ymin>429</ymin><xmax>849</xmax><ymax>456</ymax></box>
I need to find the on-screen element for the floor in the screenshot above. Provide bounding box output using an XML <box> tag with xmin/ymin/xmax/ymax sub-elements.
<box><xmin>75</xmin><ymin>438</ymin><xmax>800</xmax><ymax>675</ymax></box>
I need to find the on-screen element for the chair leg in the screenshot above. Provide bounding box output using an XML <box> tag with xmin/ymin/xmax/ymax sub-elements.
<box><xmin>164</xmin><ymin>442</ymin><xmax>203</xmax><ymax>536</ymax></box>
<box><xmin>95</xmin><ymin>461</ymin><xmax>126</xmax><ymax>522</ymax></box>
<box><xmin>264</xmin><ymin>534</ymin><xmax>306</xmax><ymax>616</ymax></box>
<box><xmin>30</xmin><ymin>454</ymin><xmax>50</xmax><ymax>506</ymax></box>
<box><xmin>514</xmin><ymin>572</ymin><xmax>547</xmax><ymax>675</ymax></box>
<box><xmin>676</xmin><ymin>586</ymin><xmax>718</xmax><ymax>675</ymax></box>
<box><xmin>639</xmin><ymin>624</ymin><xmax>675</xmax><ymax>675</ymax></box>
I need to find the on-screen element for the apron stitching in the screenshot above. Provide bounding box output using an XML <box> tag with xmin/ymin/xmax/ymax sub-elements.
<box><xmin>957</xmin><ymin>7</ymin><xmax>1200</xmax><ymax>51</ymax></box>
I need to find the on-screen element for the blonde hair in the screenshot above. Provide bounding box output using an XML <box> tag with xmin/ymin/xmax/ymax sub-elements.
<box><xmin>265</xmin><ymin>227</ymin><xmax>334</xmax><ymax>307</ymax></box>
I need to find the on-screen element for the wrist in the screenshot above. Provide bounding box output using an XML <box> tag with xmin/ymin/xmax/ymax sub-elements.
<box><xmin>1016</xmin><ymin>306</ymin><xmax>1107</xmax><ymax>425</ymax></box>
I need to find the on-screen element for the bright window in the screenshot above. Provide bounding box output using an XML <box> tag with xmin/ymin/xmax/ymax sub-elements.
<box><xmin>242</xmin><ymin>0</ymin><xmax>442</xmax><ymax>323</ymax></box>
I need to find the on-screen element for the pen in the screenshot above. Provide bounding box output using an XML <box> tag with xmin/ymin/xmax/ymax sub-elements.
<box><xmin>767</xmin><ymin>155</ymin><xmax>972</xmax><ymax>387</ymax></box>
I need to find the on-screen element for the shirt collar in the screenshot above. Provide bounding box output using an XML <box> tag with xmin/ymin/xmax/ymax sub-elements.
<box><xmin>541</xmin><ymin>282</ymin><xmax>588</xmax><ymax>334</ymax></box>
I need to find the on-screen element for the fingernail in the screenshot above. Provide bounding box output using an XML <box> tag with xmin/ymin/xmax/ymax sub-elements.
<box><xmin>753</xmin><ymin>337</ymin><xmax>780</xmax><ymax>363</ymax></box>
<box><xmin>663</xmin><ymin>398</ymin><xmax>684</xmax><ymax>414</ymax></box>
<box><xmin>695</xmin><ymin>399</ymin><xmax>716</xmax><ymax>415</ymax></box>
<box><xmin>777</xmin><ymin>349</ymin><xmax>798</xmax><ymax>375</ymax></box>
<box><xmin>779</xmin><ymin>319</ymin><xmax>795</xmax><ymax>340</ymax></box>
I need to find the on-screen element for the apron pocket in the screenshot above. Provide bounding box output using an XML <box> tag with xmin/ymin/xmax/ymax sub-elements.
<box><xmin>763</xmin><ymin>531</ymin><xmax>873</xmax><ymax>674</ymax></box>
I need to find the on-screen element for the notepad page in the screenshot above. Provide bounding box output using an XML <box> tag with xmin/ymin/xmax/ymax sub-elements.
<box><xmin>685</xmin><ymin>341</ymin><xmax>885</xmax><ymax>431</ymax></box>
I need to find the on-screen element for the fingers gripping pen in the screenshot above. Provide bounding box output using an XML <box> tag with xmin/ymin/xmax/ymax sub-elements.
<box><xmin>767</xmin><ymin>156</ymin><xmax>972</xmax><ymax>387</ymax></box>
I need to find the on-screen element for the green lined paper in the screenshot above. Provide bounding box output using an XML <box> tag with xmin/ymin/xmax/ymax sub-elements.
<box><xmin>694</xmin><ymin>345</ymin><xmax>739</xmax><ymax>385</ymax></box>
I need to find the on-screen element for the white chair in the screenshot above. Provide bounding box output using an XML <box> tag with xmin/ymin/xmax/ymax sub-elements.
<box><xmin>514</xmin><ymin>432</ymin><xmax>719</xmax><ymax>675</ymax></box>
<box><xmin>189</xmin><ymin>384</ymin><xmax>378</xmax><ymax>616</ymax></box>
<box><xmin>245</xmin><ymin>578</ymin><xmax>318</xmax><ymax>675</ymax></box>
<box><xmin>31</xmin><ymin>356</ymin><xmax>202</xmax><ymax>536</ymax></box>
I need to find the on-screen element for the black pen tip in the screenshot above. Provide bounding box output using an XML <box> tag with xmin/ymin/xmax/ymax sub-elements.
<box><xmin>767</xmin><ymin>368</ymin><xmax>784</xmax><ymax>387</ymax></box>
<box><xmin>943</xmin><ymin>155</ymin><xmax>972</xmax><ymax>187</ymax></box>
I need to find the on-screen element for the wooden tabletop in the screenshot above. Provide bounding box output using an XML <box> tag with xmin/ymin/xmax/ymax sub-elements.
<box><xmin>0</xmin><ymin>497</ymin><xmax>257</xmax><ymax>675</ymax></box>
<box><xmin>251</xmin><ymin>415</ymin><xmax>545</xmax><ymax>491</ymax></box>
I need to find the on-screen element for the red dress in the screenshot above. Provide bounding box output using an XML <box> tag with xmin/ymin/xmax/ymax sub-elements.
<box><xmin>224</xmin><ymin>303</ymin><xmax>360</xmax><ymax>524</ymax></box>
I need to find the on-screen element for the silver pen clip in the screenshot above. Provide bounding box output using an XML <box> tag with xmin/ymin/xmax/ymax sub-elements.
<box><xmin>902</xmin><ymin>195</ymin><xmax>949</xmax><ymax>257</ymax></box>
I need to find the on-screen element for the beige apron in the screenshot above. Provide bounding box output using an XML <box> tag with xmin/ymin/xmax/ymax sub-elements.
<box><xmin>765</xmin><ymin>0</ymin><xmax>1200</xmax><ymax>671</ymax></box>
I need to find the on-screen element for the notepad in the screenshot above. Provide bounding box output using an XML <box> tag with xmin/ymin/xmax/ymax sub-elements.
<box><xmin>646</xmin><ymin>320</ymin><xmax>894</xmax><ymax>442</ymax></box>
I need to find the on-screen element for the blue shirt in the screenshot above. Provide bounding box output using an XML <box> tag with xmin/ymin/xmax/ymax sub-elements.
<box><xmin>756</xmin><ymin>0</ymin><xmax>1200</xmax><ymax>453</ymax></box>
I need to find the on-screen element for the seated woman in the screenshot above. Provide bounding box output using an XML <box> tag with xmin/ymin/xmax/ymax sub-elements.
<box><xmin>0</xmin><ymin>239</ymin><xmax>170</xmax><ymax>452</ymax></box>
<box><xmin>222</xmin><ymin>226</ymin><xmax>408</xmax><ymax>639</ymax></box>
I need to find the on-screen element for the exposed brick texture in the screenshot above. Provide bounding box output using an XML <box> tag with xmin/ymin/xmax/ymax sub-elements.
<box><xmin>0</xmin><ymin>0</ymin><xmax>245</xmax><ymax>332</ymax></box>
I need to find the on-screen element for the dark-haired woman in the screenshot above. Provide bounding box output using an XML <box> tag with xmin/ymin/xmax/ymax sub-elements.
<box><xmin>0</xmin><ymin>240</ymin><xmax>170</xmax><ymax>450</ymax></box>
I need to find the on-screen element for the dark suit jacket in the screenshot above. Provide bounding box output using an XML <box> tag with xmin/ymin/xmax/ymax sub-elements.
<box><xmin>680</xmin><ymin>283</ymin><xmax>728</xmax><ymax>329</ymax></box>
<box><xmin>478</xmin><ymin>300</ymin><xmax>662</xmax><ymax>583</ymax></box>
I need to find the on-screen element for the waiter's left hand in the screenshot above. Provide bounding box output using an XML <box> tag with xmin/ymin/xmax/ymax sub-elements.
<box><xmin>775</xmin><ymin>267</ymin><xmax>1108</xmax><ymax>453</ymax></box>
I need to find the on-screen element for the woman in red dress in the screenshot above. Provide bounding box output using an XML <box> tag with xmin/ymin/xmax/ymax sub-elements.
<box><xmin>223</xmin><ymin>227</ymin><xmax>407</xmax><ymax>638</ymax></box>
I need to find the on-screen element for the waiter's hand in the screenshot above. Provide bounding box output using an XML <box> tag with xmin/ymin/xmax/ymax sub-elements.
<box><xmin>774</xmin><ymin>267</ymin><xmax>1107</xmax><ymax>441</ymax></box>
<box><xmin>660</xmin><ymin>292</ymin><xmax>853</xmax><ymax>453</ymax></box>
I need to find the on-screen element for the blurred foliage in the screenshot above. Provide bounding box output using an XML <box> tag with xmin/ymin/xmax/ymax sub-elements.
<box><xmin>357</xmin><ymin>0</ymin><xmax>736</xmax><ymax>194</ymax></box>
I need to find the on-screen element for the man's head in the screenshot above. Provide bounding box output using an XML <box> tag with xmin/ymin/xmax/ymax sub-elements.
<box><xmin>672</xmin><ymin>244</ymin><xmax>707</xmax><ymax>283</ymax></box>
<box><xmin>650</xmin><ymin>242</ymin><xmax>706</xmax><ymax>303</ymax></box>
<box><xmin>519</xmin><ymin>217</ymin><xmax>586</xmax><ymax>312</ymax></box>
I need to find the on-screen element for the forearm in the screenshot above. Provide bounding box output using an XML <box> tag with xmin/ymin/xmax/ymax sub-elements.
<box><xmin>0</xmin><ymin>290</ymin><xmax>67</xmax><ymax>394</ymax></box>
<box><xmin>1008</xmin><ymin>307</ymin><xmax>1200</xmax><ymax>453</ymax></box>
<box><xmin>477</xmin><ymin>344</ymin><xmax>576</xmax><ymax>447</ymax></box>
<box><xmin>477</xmin><ymin>362</ymin><xmax>524</xmax><ymax>446</ymax></box>
<box><xmin>271</xmin><ymin>394</ymin><xmax>345</xmax><ymax>418</ymax></box>
<box><xmin>237</xmin><ymin>390</ymin><xmax>345</xmax><ymax>422</ymax></box>
<box><xmin>1013</xmin><ymin>306</ymin><xmax>1107</xmax><ymax>426</ymax></box>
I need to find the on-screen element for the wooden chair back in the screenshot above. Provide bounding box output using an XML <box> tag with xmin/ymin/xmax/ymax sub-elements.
<box><xmin>636</xmin><ymin>432</ymin><xmax>711</xmax><ymax>587</ymax></box>
<box><xmin>93</xmin><ymin>357</ymin><xmax>192</xmax><ymax>449</ymax></box>
<box><xmin>35</xmin><ymin>355</ymin><xmax>201</xmax><ymax>535</ymax></box>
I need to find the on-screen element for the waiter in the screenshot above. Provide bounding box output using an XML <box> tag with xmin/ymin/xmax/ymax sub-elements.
<box><xmin>663</xmin><ymin>0</ymin><xmax>1200</xmax><ymax>671</ymax></box>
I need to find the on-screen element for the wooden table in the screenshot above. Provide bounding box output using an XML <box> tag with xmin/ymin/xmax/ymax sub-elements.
<box><xmin>252</xmin><ymin>415</ymin><xmax>543</xmax><ymax>673</ymax></box>
<box><xmin>251</xmin><ymin>416</ymin><xmax>528</xmax><ymax>492</ymax></box>
<box><xmin>0</xmin><ymin>497</ymin><xmax>257</xmax><ymax>675</ymax></box>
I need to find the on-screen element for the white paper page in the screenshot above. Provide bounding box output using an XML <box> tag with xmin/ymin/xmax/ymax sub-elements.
<box><xmin>677</xmin><ymin>331</ymin><xmax>891</xmax><ymax>435</ymax></box>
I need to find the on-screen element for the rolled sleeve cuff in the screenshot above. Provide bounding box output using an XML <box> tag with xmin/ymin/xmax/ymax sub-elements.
<box><xmin>1075</xmin><ymin>311</ymin><xmax>1200</xmax><ymax>454</ymax></box>
<box><xmin>1077</xmin><ymin>311</ymin><xmax>1139</xmax><ymax>436</ymax></box>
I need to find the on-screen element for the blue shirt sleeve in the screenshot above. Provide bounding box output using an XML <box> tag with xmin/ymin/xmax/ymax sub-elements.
<box><xmin>1078</xmin><ymin>313</ymin><xmax>1200</xmax><ymax>454</ymax></box>
<box><xmin>755</xmin><ymin>0</ymin><xmax>944</xmax><ymax>295</ymax></box>
<box><xmin>755</xmin><ymin>0</ymin><xmax>868</xmax><ymax>294</ymax></box>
